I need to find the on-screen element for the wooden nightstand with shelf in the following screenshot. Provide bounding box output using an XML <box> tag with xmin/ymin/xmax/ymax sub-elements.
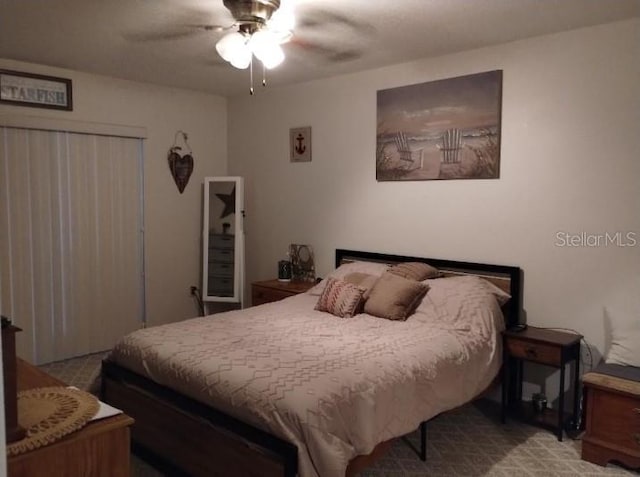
<box><xmin>251</xmin><ymin>279</ymin><xmax>315</xmax><ymax>306</ymax></box>
<box><xmin>501</xmin><ymin>326</ymin><xmax>582</xmax><ymax>441</ymax></box>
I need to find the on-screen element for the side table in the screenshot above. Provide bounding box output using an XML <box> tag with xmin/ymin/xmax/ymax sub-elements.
<box><xmin>501</xmin><ymin>326</ymin><xmax>582</xmax><ymax>441</ymax></box>
<box><xmin>251</xmin><ymin>279</ymin><xmax>315</xmax><ymax>306</ymax></box>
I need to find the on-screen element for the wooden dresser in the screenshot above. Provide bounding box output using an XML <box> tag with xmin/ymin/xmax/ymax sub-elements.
<box><xmin>581</xmin><ymin>365</ymin><xmax>640</xmax><ymax>469</ymax></box>
<box><xmin>251</xmin><ymin>279</ymin><xmax>315</xmax><ymax>306</ymax></box>
<box><xmin>207</xmin><ymin>233</ymin><xmax>235</xmax><ymax>297</ymax></box>
<box><xmin>8</xmin><ymin>359</ymin><xmax>135</xmax><ymax>477</ymax></box>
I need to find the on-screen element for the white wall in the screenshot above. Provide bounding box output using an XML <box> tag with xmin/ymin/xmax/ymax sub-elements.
<box><xmin>228</xmin><ymin>18</ymin><xmax>640</xmax><ymax>389</ymax></box>
<box><xmin>0</xmin><ymin>59</ymin><xmax>228</xmax><ymax>332</ymax></box>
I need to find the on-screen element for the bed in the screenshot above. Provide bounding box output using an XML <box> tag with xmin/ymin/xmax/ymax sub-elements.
<box><xmin>101</xmin><ymin>249</ymin><xmax>521</xmax><ymax>477</ymax></box>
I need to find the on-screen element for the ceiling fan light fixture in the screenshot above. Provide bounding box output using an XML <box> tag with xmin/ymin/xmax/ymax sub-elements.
<box><xmin>250</xmin><ymin>30</ymin><xmax>285</xmax><ymax>69</ymax></box>
<box><xmin>257</xmin><ymin>44</ymin><xmax>285</xmax><ymax>69</ymax></box>
<box><xmin>216</xmin><ymin>0</ymin><xmax>294</xmax><ymax>90</ymax></box>
<box><xmin>215</xmin><ymin>31</ymin><xmax>248</xmax><ymax>63</ymax></box>
<box><xmin>229</xmin><ymin>48</ymin><xmax>252</xmax><ymax>69</ymax></box>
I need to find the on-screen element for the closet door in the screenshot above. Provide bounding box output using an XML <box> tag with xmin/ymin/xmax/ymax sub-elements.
<box><xmin>202</xmin><ymin>177</ymin><xmax>244</xmax><ymax>306</ymax></box>
<box><xmin>0</xmin><ymin>127</ymin><xmax>144</xmax><ymax>364</ymax></box>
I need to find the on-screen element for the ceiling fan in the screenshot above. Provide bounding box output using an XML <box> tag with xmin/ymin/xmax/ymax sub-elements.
<box><xmin>125</xmin><ymin>0</ymin><xmax>374</xmax><ymax>87</ymax></box>
<box><xmin>214</xmin><ymin>0</ymin><xmax>293</xmax><ymax>70</ymax></box>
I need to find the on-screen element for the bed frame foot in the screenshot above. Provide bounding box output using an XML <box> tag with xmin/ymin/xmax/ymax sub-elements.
<box><xmin>420</xmin><ymin>421</ymin><xmax>427</xmax><ymax>461</ymax></box>
<box><xmin>401</xmin><ymin>421</ymin><xmax>428</xmax><ymax>461</ymax></box>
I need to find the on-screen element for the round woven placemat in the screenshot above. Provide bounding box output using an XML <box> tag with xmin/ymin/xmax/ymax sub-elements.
<box><xmin>7</xmin><ymin>386</ymin><xmax>100</xmax><ymax>456</ymax></box>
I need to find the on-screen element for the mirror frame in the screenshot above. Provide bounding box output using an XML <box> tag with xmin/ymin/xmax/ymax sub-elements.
<box><xmin>202</xmin><ymin>176</ymin><xmax>244</xmax><ymax>305</ymax></box>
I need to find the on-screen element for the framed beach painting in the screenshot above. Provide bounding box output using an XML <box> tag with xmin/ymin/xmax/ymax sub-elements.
<box><xmin>376</xmin><ymin>70</ymin><xmax>502</xmax><ymax>181</ymax></box>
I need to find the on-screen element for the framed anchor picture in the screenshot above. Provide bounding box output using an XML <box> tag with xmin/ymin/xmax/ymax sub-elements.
<box><xmin>290</xmin><ymin>126</ymin><xmax>312</xmax><ymax>162</ymax></box>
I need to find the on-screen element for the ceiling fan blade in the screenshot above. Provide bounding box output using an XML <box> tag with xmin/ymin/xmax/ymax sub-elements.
<box><xmin>289</xmin><ymin>6</ymin><xmax>375</xmax><ymax>62</ymax></box>
<box><xmin>123</xmin><ymin>28</ymin><xmax>204</xmax><ymax>42</ymax></box>
<box><xmin>289</xmin><ymin>38</ymin><xmax>363</xmax><ymax>63</ymax></box>
<box><xmin>123</xmin><ymin>23</ymin><xmax>231</xmax><ymax>42</ymax></box>
<box><xmin>123</xmin><ymin>4</ymin><xmax>234</xmax><ymax>43</ymax></box>
<box><xmin>296</xmin><ymin>9</ymin><xmax>375</xmax><ymax>36</ymax></box>
<box><xmin>185</xmin><ymin>24</ymin><xmax>230</xmax><ymax>32</ymax></box>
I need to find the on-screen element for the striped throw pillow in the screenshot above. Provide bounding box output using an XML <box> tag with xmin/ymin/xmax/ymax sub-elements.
<box><xmin>315</xmin><ymin>277</ymin><xmax>364</xmax><ymax>318</ymax></box>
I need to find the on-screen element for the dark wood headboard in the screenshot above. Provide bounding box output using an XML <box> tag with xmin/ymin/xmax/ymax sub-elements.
<box><xmin>335</xmin><ymin>249</ymin><xmax>522</xmax><ymax>329</ymax></box>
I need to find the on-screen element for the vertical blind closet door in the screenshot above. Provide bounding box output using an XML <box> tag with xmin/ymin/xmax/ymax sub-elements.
<box><xmin>0</xmin><ymin>127</ymin><xmax>144</xmax><ymax>364</ymax></box>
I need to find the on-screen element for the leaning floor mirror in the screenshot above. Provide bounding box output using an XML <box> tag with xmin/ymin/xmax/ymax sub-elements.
<box><xmin>202</xmin><ymin>177</ymin><xmax>244</xmax><ymax>307</ymax></box>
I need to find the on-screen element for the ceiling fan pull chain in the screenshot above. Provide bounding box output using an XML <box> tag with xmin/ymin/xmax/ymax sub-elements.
<box><xmin>249</xmin><ymin>56</ymin><xmax>254</xmax><ymax>95</ymax></box>
<box><xmin>262</xmin><ymin>63</ymin><xmax>267</xmax><ymax>87</ymax></box>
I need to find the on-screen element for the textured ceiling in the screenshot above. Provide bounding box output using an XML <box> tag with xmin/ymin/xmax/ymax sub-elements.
<box><xmin>1</xmin><ymin>0</ymin><xmax>639</xmax><ymax>97</ymax></box>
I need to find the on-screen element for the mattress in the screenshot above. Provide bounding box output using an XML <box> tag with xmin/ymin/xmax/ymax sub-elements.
<box><xmin>110</xmin><ymin>275</ymin><xmax>506</xmax><ymax>477</ymax></box>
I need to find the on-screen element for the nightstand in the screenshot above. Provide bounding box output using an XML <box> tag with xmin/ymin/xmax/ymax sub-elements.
<box><xmin>251</xmin><ymin>279</ymin><xmax>315</xmax><ymax>306</ymax></box>
<box><xmin>501</xmin><ymin>326</ymin><xmax>582</xmax><ymax>441</ymax></box>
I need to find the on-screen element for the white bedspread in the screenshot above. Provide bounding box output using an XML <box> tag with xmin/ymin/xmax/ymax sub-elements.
<box><xmin>110</xmin><ymin>275</ymin><xmax>505</xmax><ymax>477</ymax></box>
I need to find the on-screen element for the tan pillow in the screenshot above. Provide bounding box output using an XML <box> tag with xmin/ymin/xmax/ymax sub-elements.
<box><xmin>314</xmin><ymin>277</ymin><xmax>364</xmax><ymax>318</ymax></box>
<box><xmin>364</xmin><ymin>272</ymin><xmax>429</xmax><ymax>321</ymax></box>
<box><xmin>343</xmin><ymin>272</ymin><xmax>379</xmax><ymax>300</ymax></box>
<box><xmin>388</xmin><ymin>262</ymin><xmax>440</xmax><ymax>281</ymax></box>
<box><xmin>307</xmin><ymin>261</ymin><xmax>390</xmax><ymax>296</ymax></box>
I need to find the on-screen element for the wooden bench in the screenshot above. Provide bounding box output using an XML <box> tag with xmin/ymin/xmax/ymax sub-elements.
<box><xmin>581</xmin><ymin>363</ymin><xmax>640</xmax><ymax>469</ymax></box>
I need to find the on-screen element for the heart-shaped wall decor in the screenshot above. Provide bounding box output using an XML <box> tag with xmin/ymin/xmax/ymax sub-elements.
<box><xmin>168</xmin><ymin>148</ymin><xmax>194</xmax><ymax>194</ymax></box>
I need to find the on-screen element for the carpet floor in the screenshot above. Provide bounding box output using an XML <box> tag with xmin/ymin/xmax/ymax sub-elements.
<box><xmin>39</xmin><ymin>352</ymin><xmax>636</xmax><ymax>477</ymax></box>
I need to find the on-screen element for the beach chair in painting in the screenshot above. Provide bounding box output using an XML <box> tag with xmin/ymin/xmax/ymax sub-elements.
<box><xmin>394</xmin><ymin>132</ymin><xmax>424</xmax><ymax>170</ymax></box>
<box><xmin>437</xmin><ymin>128</ymin><xmax>464</xmax><ymax>164</ymax></box>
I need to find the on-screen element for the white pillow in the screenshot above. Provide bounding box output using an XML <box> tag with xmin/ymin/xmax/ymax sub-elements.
<box><xmin>605</xmin><ymin>305</ymin><xmax>640</xmax><ymax>367</ymax></box>
<box><xmin>307</xmin><ymin>261</ymin><xmax>390</xmax><ymax>296</ymax></box>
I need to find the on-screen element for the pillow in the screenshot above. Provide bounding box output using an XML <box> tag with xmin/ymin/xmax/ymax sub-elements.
<box><xmin>388</xmin><ymin>262</ymin><xmax>440</xmax><ymax>281</ymax></box>
<box><xmin>364</xmin><ymin>272</ymin><xmax>429</xmax><ymax>321</ymax></box>
<box><xmin>479</xmin><ymin>277</ymin><xmax>512</xmax><ymax>306</ymax></box>
<box><xmin>605</xmin><ymin>305</ymin><xmax>640</xmax><ymax>367</ymax></box>
<box><xmin>308</xmin><ymin>261</ymin><xmax>390</xmax><ymax>296</ymax></box>
<box><xmin>413</xmin><ymin>275</ymin><xmax>509</xmax><ymax>328</ymax></box>
<box><xmin>343</xmin><ymin>272</ymin><xmax>379</xmax><ymax>300</ymax></box>
<box><xmin>314</xmin><ymin>277</ymin><xmax>364</xmax><ymax>318</ymax></box>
